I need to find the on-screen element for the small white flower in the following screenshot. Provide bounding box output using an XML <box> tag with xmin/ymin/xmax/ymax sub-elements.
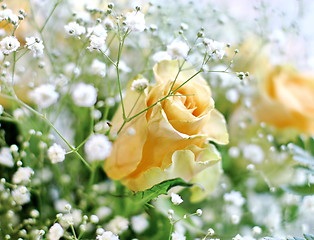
<box><xmin>152</xmin><ymin>51</ymin><xmax>172</xmax><ymax>62</ymax></box>
<box><xmin>0</xmin><ymin>51</ymin><xmax>4</xmax><ymax>61</ymax></box>
<box><xmin>64</xmin><ymin>22</ymin><xmax>86</xmax><ymax>36</ymax></box>
<box><xmin>87</xmin><ymin>35</ymin><xmax>107</xmax><ymax>52</ymax></box>
<box><xmin>131</xmin><ymin>78</ymin><xmax>149</xmax><ymax>92</ymax></box>
<box><xmin>0</xmin><ymin>36</ymin><xmax>20</xmax><ymax>54</ymax></box>
<box><xmin>48</xmin><ymin>223</ymin><xmax>64</xmax><ymax>240</ymax></box>
<box><xmin>29</xmin><ymin>84</ymin><xmax>59</xmax><ymax>108</ymax></box>
<box><xmin>226</xmin><ymin>88</ymin><xmax>239</xmax><ymax>103</ymax></box>
<box><xmin>94</xmin><ymin>121</ymin><xmax>110</xmax><ymax>133</ymax></box>
<box><xmin>72</xmin><ymin>82</ymin><xmax>97</xmax><ymax>107</ymax></box>
<box><xmin>96</xmin><ymin>231</ymin><xmax>119</xmax><ymax>240</ymax></box>
<box><xmin>84</xmin><ymin>134</ymin><xmax>112</xmax><ymax>162</ymax></box>
<box><xmin>90</xmin><ymin>214</ymin><xmax>99</xmax><ymax>224</ymax></box>
<box><xmin>87</xmin><ymin>24</ymin><xmax>107</xmax><ymax>38</ymax></box>
<box><xmin>47</xmin><ymin>143</ymin><xmax>66</xmax><ymax>164</ymax></box>
<box><xmin>106</xmin><ymin>216</ymin><xmax>129</xmax><ymax>235</ymax></box>
<box><xmin>233</xmin><ymin>234</ymin><xmax>244</xmax><ymax>240</ymax></box>
<box><xmin>124</xmin><ymin>11</ymin><xmax>145</xmax><ymax>32</ymax></box>
<box><xmin>104</xmin><ymin>17</ymin><xmax>114</xmax><ymax>29</ymax></box>
<box><xmin>0</xmin><ymin>147</ymin><xmax>14</xmax><ymax>167</ymax></box>
<box><xmin>171</xmin><ymin>231</ymin><xmax>186</xmax><ymax>240</ymax></box>
<box><xmin>131</xmin><ymin>215</ymin><xmax>149</xmax><ymax>234</ymax></box>
<box><xmin>12</xmin><ymin>186</ymin><xmax>31</xmax><ymax>205</ymax></box>
<box><xmin>0</xmin><ymin>9</ymin><xmax>18</xmax><ymax>24</ymax></box>
<box><xmin>91</xmin><ymin>59</ymin><xmax>107</xmax><ymax>77</ymax></box>
<box><xmin>224</xmin><ymin>191</ymin><xmax>245</xmax><ymax>207</ymax></box>
<box><xmin>242</xmin><ymin>144</ymin><xmax>264</xmax><ymax>164</ymax></box>
<box><xmin>12</xmin><ymin>167</ymin><xmax>34</xmax><ymax>184</ymax></box>
<box><xmin>25</xmin><ymin>37</ymin><xmax>44</xmax><ymax>57</ymax></box>
<box><xmin>203</xmin><ymin>38</ymin><xmax>226</xmax><ymax>59</ymax></box>
<box><xmin>171</xmin><ymin>193</ymin><xmax>183</xmax><ymax>205</ymax></box>
<box><xmin>167</xmin><ymin>40</ymin><xmax>189</xmax><ymax>59</ymax></box>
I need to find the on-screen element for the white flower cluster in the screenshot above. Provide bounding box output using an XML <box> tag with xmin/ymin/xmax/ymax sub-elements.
<box><xmin>64</xmin><ymin>22</ymin><xmax>86</xmax><ymax>37</ymax></box>
<box><xmin>29</xmin><ymin>84</ymin><xmax>59</xmax><ymax>108</ymax></box>
<box><xmin>12</xmin><ymin>167</ymin><xmax>34</xmax><ymax>184</ymax></box>
<box><xmin>124</xmin><ymin>11</ymin><xmax>146</xmax><ymax>32</ymax></box>
<box><xmin>96</xmin><ymin>231</ymin><xmax>119</xmax><ymax>240</ymax></box>
<box><xmin>0</xmin><ymin>9</ymin><xmax>18</xmax><ymax>24</ymax></box>
<box><xmin>0</xmin><ymin>147</ymin><xmax>14</xmax><ymax>167</ymax></box>
<box><xmin>203</xmin><ymin>38</ymin><xmax>226</xmax><ymax>59</ymax></box>
<box><xmin>25</xmin><ymin>37</ymin><xmax>45</xmax><ymax>57</ymax></box>
<box><xmin>0</xmin><ymin>36</ymin><xmax>20</xmax><ymax>55</ymax></box>
<box><xmin>171</xmin><ymin>193</ymin><xmax>184</xmax><ymax>205</ymax></box>
<box><xmin>47</xmin><ymin>143</ymin><xmax>66</xmax><ymax>164</ymax></box>
<box><xmin>87</xmin><ymin>24</ymin><xmax>108</xmax><ymax>52</ymax></box>
<box><xmin>48</xmin><ymin>223</ymin><xmax>64</xmax><ymax>240</ymax></box>
<box><xmin>11</xmin><ymin>186</ymin><xmax>31</xmax><ymax>205</ymax></box>
<box><xmin>84</xmin><ymin>134</ymin><xmax>112</xmax><ymax>162</ymax></box>
<box><xmin>167</xmin><ymin>40</ymin><xmax>190</xmax><ymax>59</ymax></box>
<box><xmin>131</xmin><ymin>78</ymin><xmax>149</xmax><ymax>92</ymax></box>
<box><xmin>106</xmin><ymin>216</ymin><xmax>129</xmax><ymax>235</ymax></box>
<box><xmin>91</xmin><ymin>59</ymin><xmax>107</xmax><ymax>77</ymax></box>
<box><xmin>72</xmin><ymin>82</ymin><xmax>97</xmax><ymax>107</ymax></box>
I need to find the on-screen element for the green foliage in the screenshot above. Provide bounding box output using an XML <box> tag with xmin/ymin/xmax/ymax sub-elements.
<box><xmin>133</xmin><ymin>178</ymin><xmax>192</xmax><ymax>204</ymax></box>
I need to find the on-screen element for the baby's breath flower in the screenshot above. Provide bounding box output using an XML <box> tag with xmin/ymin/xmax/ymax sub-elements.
<box><xmin>64</xmin><ymin>21</ymin><xmax>86</xmax><ymax>36</ymax></box>
<box><xmin>223</xmin><ymin>191</ymin><xmax>245</xmax><ymax>206</ymax></box>
<box><xmin>171</xmin><ymin>231</ymin><xmax>186</xmax><ymax>240</ymax></box>
<box><xmin>96</xmin><ymin>231</ymin><xmax>119</xmax><ymax>240</ymax></box>
<box><xmin>87</xmin><ymin>24</ymin><xmax>107</xmax><ymax>38</ymax></box>
<box><xmin>131</xmin><ymin>78</ymin><xmax>149</xmax><ymax>92</ymax></box>
<box><xmin>167</xmin><ymin>40</ymin><xmax>189</xmax><ymax>59</ymax></box>
<box><xmin>124</xmin><ymin>11</ymin><xmax>145</xmax><ymax>32</ymax></box>
<box><xmin>196</xmin><ymin>209</ymin><xmax>203</xmax><ymax>216</ymax></box>
<box><xmin>84</xmin><ymin>134</ymin><xmax>112</xmax><ymax>162</ymax></box>
<box><xmin>0</xmin><ymin>147</ymin><xmax>14</xmax><ymax>167</ymax></box>
<box><xmin>232</xmin><ymin>234</ymin><xmax>243</xmax><ymax>240</ymax></box>
<box><xmin>152</xmin><ymin>51</ymin><xmax>172</xmax><ymax>62</ymax></box>
<box><xmin>131</xmin><ymin>215</ymin><xmax>149</xmax><ymax>234</ymax></box>
<box><xmin>12</xmin><ymin>167</ymin><xmax>34</xmax><ymax>184</ymax></box>
<box><xmin>48</xmin><ymin>223</ymin><xmax>64</xmax><ymax>240</ymax></box>
<box><xmin>171</xmin><ymin>192</ymin><xmax>183</xmax><ymax>205</ymax></box>
<box><xmin>104</xmin><ymin>17</ymin><xmax>114</xmax><ymax>29</ymax></box>
<box><xmin>29</xmin><ymin>84</ymin><xmax>59</xmax><ymax>108</ymax></box>
<box><xmin>203</xmin><ymin>38</ymin><xmax>225</xmax><ymax>59</ymax></box>
<box><xmin>11</xmin><ymin>186</ymin><xmax>31</xmax><ymax>205</ymax></box>
<box><xmin>106</xmin><ymin>216</ymin><xmax>129</xmax><ymax>235</ymax></box>
<box><xmin>91</xmin><ymin>59</ymin><xmax>107</xmax><ymax>77</ymax></box>
<box><xmin>0</xmin><ymin>36</ymin><xmax>20</xmax><ymax>54</ymax></box>
<box><xmin>25</xmin><ymin>37</ymin><xmax>44</xmax><ymax>57</ymax></box>
<box><xmin>72</xmin><ymin>82</ymin><xmax>97</xmax><ymax>107</ymax></box>
<box><xmin>87</xmin><ymin>35</ymin><xmax>107</xmax><ymax>52</ymax></box>
<box><xmin>242</xmin><ymin>144</ymin><xmax>264</xmax><ymax>164</ymax></box>
<box><xmin>47</xmin><ymin>143</ymin><xmax>66</xmax><ymax>164</ymax></box>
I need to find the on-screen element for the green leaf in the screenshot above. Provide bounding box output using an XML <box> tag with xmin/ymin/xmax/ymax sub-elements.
<box><xmin>304</xmin><ymin>234</ymin><xmax>314</xmax><ymax>240</ymax></box>
<box><xmin>264</xmin><ymin>237</ymin><xmax>283</xmax><ymax>240</ymax></box>
<box><xmin>133</xmin><ymin>178</ymin><xmax>192</xmax><ymax>204</ymax></box>
<box><xmin>294</xmin><ymin>237</ymin><xmax>305</xmax><ymax>240</ymax></box>
<box><xmin>289</xmin><ymin>144</ymin><xmax>314</xmax><ymax>167</ymax></box>
<box><xmin>282</xmin><ymin>184</ymin><xmax>314</xmax><ymax>196</ymax></box>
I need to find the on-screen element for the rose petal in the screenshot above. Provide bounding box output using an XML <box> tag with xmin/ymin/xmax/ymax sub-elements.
<box><xmin>202</xmin><ymin>109</ymin><xmax>229</xmax><ymax>144</ymax></box>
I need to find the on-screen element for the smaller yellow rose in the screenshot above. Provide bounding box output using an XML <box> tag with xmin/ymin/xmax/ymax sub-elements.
<box><xmin>254</xmin><ymin>65</ymin><xmax>314</xmax><ymax>134</ymax></box>
<box><xmin>105</xmin><ymin>60</ymin><xmax>228</xmax><ymax>201</ymax></box>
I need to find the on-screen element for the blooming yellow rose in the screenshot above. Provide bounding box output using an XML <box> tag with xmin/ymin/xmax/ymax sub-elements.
<box><xmin>105</xmin><ymin>60</ymin><xmax>228</xmax><ymax>201</ymax></box>
<box><xmin>254</xmin><ymin>65</ymin><xmax>314</xmax><ymax>134</ymax></box>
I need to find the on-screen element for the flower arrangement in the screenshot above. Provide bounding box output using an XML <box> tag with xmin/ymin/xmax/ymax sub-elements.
<box><xmin>0</xmin><ymin>0</ymin><xmax>314</xmax><ymax>240</ymax></box>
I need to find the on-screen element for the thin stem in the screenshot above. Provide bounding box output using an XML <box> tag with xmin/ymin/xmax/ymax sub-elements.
<box><xmin>39</xmin><ymin>0</ymin><xmax>61</xmax><ymax>33</ymax></box>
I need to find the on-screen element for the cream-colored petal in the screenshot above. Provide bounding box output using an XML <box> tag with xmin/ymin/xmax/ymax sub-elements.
<box><xmin>104</xmin><ymin>76</ymin><xmax>149</xmax><ymax>179</ymax></box>
<box><xmin>202</xmin><ymin>109</ymin><xmax>229</xmax><ymax>144</ymax></box>
<box><xmin>190</xmin><ymin>161</ymin><xmax>222</xmax><ymax>202</ymax></box>
<box><xmin>124</xmin><ymin>143</ymin><xmax>221</xmax><ymax>191</ymax></box>
<box><xmin>126</xmin><ymin>103</ymin><xmax>207</xmax><ymax>179</ymax></box>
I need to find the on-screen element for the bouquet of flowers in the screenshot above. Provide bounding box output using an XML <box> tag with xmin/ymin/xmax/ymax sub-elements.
<box><xmin>0</xmin><ymin>0</ymin><xmax>314</xmax><ymax>240</ymax></box>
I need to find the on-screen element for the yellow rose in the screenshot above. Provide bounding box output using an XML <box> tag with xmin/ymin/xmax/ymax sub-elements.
<box><xmin>254</xmin><ymin>65</ymin><xmax>314</xmax><ymax>134</ymax></box>
<box><xmin>105</xmin><ymin>60</ymin><xmax>228</xmax><ymax>201</ymax></box>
